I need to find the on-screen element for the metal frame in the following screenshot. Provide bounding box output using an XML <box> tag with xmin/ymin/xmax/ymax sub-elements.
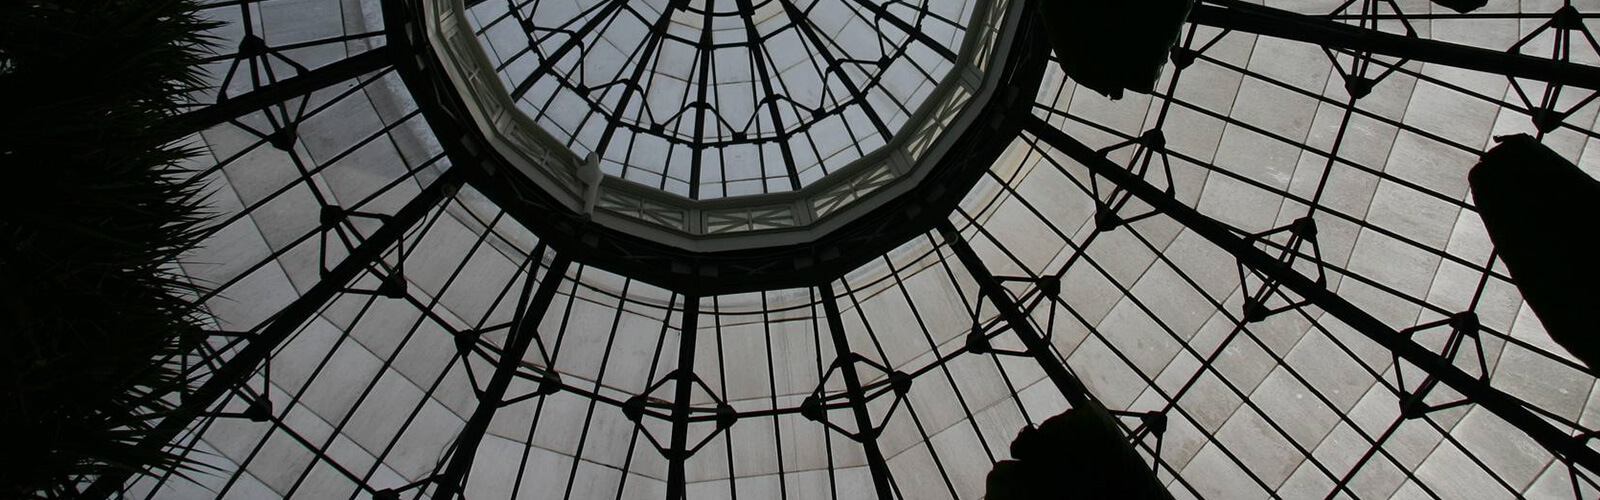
<box><xmin>665</xmin><ymin>295</ymin><xmax>701</xmax><ymax>500</ymax></box>
<box><xmin>459</xmin><ymin>0</ymin><xmax>987</xmax><ymax>204</ymax></box>
<box><xmin>413</xmin><ymin>0</ymin><xmax>1028</xmax><ymax>248</ymax></box>
<box><xmin>938</xmin><ymin>221</ymin><xmax>1093</xmax><ymax>409</ymax></box>
<box><xmin>172</xmin><ymin>47</ymin><xmax>397</xmax><ymax>136</ymax></box>
<box><xmin>1021</xmin><ymin>112</ymin><xmax>1600</xmax><ymax>474</ymax></box>
<box><xmin>819</xmin><ymin>285</ymin><xmax>898</xmax><ymax>500</ymax></box>
<box><xmin>84</xmin><ymin>167</ymin><xmax>465</xmax><ymax>498</ymax></box>
<box><xmin>1189</xmin><ymin>0</ymin><xmax>1600</xmax><ymax>90</ymax></box>
<box><xmin>99</xmin><ymin>0</ymin><xmax>1600</xmax><ymax>498</ymax></box>
<box><xmin>384</xmin><ymin>0</ymin><xmax>1052</xmax><ymax>295</ymax></box>
<box><xmin>431</xmin><ymin>252</ymin><xmax>571</xmax><ymax>498</ymax></box>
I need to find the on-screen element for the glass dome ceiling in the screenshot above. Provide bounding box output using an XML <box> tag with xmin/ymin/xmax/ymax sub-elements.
<box><xmin>421</xmin><ymin>0</ymin><xmax>1013</xmax><ymax>250</ymax></box>
<box><xmin>469</xmin><ymin>0</ymin><xmax>973</xmax><ymax>199</ymax></box>
<box><xmin>96</xmin><ymin>0</ymin><xmax>1600</xmax><ymax>499</ymax></box>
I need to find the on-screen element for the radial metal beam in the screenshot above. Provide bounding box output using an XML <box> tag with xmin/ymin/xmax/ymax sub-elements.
<box><xmin>82</xmin><ymin>167</ymin><xmax>465</xmax><ymax>498</ymax></box>
<box><xmin>733</xmin><ymin>0</ymin><xmax>804</xmax><ymax>190</ymax></box>
<box><xmin>774</xmin><ymin>0</ymin><xmax>894</xmax><ymax>139</ymax></box>
<box><xmin>508</xmin><ymin>0</ymin><xmax>631</xmax><ymax>99</ymax></box>
<box><xmin>1188</xmin><ymin>0</ymin><xmax>1600</xmax><ymax>90</ymax></box>
<box><xmin>1020</xmin><ymin>113</ymin><xmax>1600</xmax><ymax>474</ymax></box>
<box><xmin>840</xmin><ymin>0</ymin><xmax>960</xmax><ymax>61</ymax></box>
<box><xmin>818</xmin><ymin>285</ymin><xmax>897</xmax><ymax>500</ymax></box>
<box><xmin>434</xmin><ymin>252</ymin><xmax>572</xmax><ymax>498</ymax></box>
<box><xmin>937</xmin><ymin>222</ymin><xmax>1094</xmax><ymax>409</ymax></box>
<box><xmin>666</xmin><ymin>295</ymin><xmax>701</xmax><ymax>500</ymax></box>
<box><xmin>173</xmin><ymin>47</ymin><xmax>395</xmax><ymax>135</ymax></box>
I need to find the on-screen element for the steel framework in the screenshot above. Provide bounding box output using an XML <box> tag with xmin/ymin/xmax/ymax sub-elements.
<box><xmin>98</xmin><ymin>0</ymin><xmax>1600</xmax><ymax>498</ymax></box>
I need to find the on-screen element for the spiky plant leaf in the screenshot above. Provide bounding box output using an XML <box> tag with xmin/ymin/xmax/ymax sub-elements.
<box><xmin>0</xmin><ymin>0</ymin><xmax>221</xmax><ymax>496</ymax></box>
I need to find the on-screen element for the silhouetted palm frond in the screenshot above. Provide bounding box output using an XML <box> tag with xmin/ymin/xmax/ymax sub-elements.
<box><xmin>0</xmin><ymin>0</ymin><xmax>221</xmax><ymax>497</ymax></box>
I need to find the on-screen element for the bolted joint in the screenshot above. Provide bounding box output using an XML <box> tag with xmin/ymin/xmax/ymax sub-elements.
<box><xmin>1449</xmin><ymin>312</ymin><xmax>1480</xmax><ymax>337</ymax></box>
<box><xmin>623</xmin><ymin>395</ymin><xmax>648</xmax><ymax>423</ymax></box>
<box><xmin>715</xmin><ymin>404</ymin><xmax>738</xmax><ymax>430</ymax></box>
<box><xmin>1344</xmin><ymin>76</ymin><xmax>1375</xmax><ymax>100</ymax></box>
<box><xmin>1169</xmin><ymin>47</ymin><xmax>1197</xmax><ymax>70</ymax></box>
<box><xmin>1241</xmin><ymin>296</ymin><xmax>1269</xmax><ymax>323</ymax></box>
<box><xmin>1094</xmin><ymin>204</ymin><xmax>1124</xmax><ymax>232</ymax></box>
<box><xmin>800</xmin><ymin>395</ymin><xmax>824</xmax><ymax>422</ymax></box>
<box><xmin>453</xmin><ymin>331</ymin><xmax>479</xmax><ymax>356</ymax></box>
<box><xmin>1139</xmin><ymin>129</ymin><xmax>1166</xmax><ymax>151</ymax></box>
<box><xmin>238</xmin><ymin>34</ymin><xmax>269</xmax><ymax>58</ymax></box>
<box><xmin>1533</xmin><ymin>107</ymin><xmax>1568</xmax><ymax>134</ymax></box>
<box><xmin>1290</xmin><ymin>216</ymin><xmax>1318</xmax><ymax>240</ymax></box>
<box><xmin>1037</xmin><ymin>275</ymin><xmax>1062</xmax><ymax>299</ymax></box>
<box><xmin>244</xmin><ymin>398</ymin><xmax>274</xmax><ymax>423</ymax></box>
<box><xmin>1142</xmin><ymin>411</ymin><xmax>1168</xmax><ymax>437</ymax></box>
<box><xmin>320</xmin><ymin>205</ymin><xmax>346</xmax><ymax>228</ymax></box>
<box><xmin>889</xmin><ymin>372</ymin><xmax>913</xmax><ymax>396</ymax></box>
<box><xmin>535</xmin><ymin>372</ymin><xmax>563</xmax><ymax>396</ymax></box>
<box><xmin>966</xmin><ymin>329</ymin><xmax>992</xmax><ymax>354</ymax></box>
<box><xmin>377</xmin><ymin>274</ymin><xmax>408</xmax><ymax>299</ymax></box>
<box><xmin>1398</xmin><ymin>391</ymin><xmax>1429</xmax><ymax>420</ymax></box>
<box><xmin>1554</xmin><ymin>5</ymin><xmax>1584</xmax><ymax>29</ymax></box>
<box><xmin>268</xmin><ymin>125</ymin><xmax>299</xmax><ymax>152</ymax></box>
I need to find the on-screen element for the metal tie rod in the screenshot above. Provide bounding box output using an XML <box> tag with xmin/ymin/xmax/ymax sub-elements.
<box><xmin>1189</xmin><ymin>0</ymin><xmax>1600</xmax><ymax>90</ymax></box>
<box><xmin>434</xmin><ymin>252</ymin><xmax>572</xmax><ymax>498</ymax></box>
<box><xmin>1021</xmin><ymin>114</ymin><xmax>1600</xmax><ymax>474</ymax></box>
<box><xmin>84</xmin><ymin>167</ymin><xmax>466</xmax><ymax>498</ymax></box>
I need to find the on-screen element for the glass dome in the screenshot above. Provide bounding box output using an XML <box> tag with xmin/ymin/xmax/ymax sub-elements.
<box><xmin>417</xmin><ymin>0</ymin><xmax>1016</xmax><ymax>250</ymax></box>
<box><xmin>470</xmin><ymin>0</ymin><xmax>973</xmax><ymax>199</ymax></box>
<box><xmin>95</xmin><ymin>0</ymin><xmax>1600</xmax><ymax>498</ymax></box>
